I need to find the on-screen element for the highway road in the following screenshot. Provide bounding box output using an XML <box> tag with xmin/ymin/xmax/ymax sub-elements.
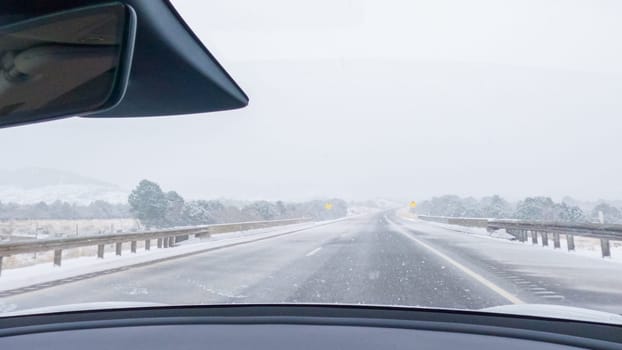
<box><xmin>1</xmin><ymin>212</ymin><xmax>621</xmax><ymax>315</ymax></box>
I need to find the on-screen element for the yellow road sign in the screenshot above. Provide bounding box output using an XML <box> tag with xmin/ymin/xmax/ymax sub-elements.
<box><xmin>409</xmin><ymin>201</ymin><xmax>417</xmax><ymax>208</ymax></box>
<box><xmin>324</xmin><ymin>203</ymin><xmax>333</xmax><ymax>210</ymax></box>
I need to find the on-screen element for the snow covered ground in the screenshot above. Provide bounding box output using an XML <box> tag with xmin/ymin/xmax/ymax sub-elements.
<box><xmin>347</xmin><ymin>206</ymin><xmax>381</xmax><ymax>216</ymax></box>
<box><xmin>0</xmin><ymin>219</ymin><xmax>348</xmax><ymax>293</ymax></box>
<box><xmin>401</xmin><ymin>215</ymin><xmax>622</xmax><ymax>263</ymax></box>
<box><xmin>0</xmin><ymin>184</ymin><xmax>128</xmax><ymax>205</ymax></box>
<box><xmin>0</xmin><ymin>167</ymin><xmax>129</xmax><ymax>204</ymax></box>
<box><xmin>1</xmin><ymin>218</ymin><xmax>139</xmax><ymax>239</ymax></box>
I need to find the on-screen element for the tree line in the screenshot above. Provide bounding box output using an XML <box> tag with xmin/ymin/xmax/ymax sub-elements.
<box><xmin>128</xmin><ymin>179</ymin><xmax>348</xmax><ymax>228</ymax></box>
<box><xmin>0</xmin><ymin>200</ymin><xmax>130</xmax><ymax>220</ymax></box>
<box><xmin>416</xmin><ymin>195</ymin><xmax>622</xmax><ymax>223</ymax></box>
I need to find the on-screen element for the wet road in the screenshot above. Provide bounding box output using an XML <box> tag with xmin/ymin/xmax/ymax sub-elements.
<box><xmin>1</xmin><ymin>213</ymin><xmax>621</xmax><ymax>315</ymax></box>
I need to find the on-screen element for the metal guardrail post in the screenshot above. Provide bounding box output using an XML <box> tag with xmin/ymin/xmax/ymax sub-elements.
<box><xmin>53</xmin><ymin>249</ymin><xmax>62</xmax><ymax>266</ymax></box>
<box><xmin>600</xmin><ymin>238</ymin><xmax>611</xmax><ymax>258</ymax></box>
<box><xmin>0</xmin><ymin>218</ymin><xmax>311</xmax><ymax>278</ymax></box>
<box><xmin>531</xmin><ymin>231</ymin><xmax>538</xmax><ymax>244</ymax></box>
<box><xmin>553</xmin><ymin>233</ymin><xmax>560</xmax><ymax>249</ymax></box>
<box><xmin>567</xmin><ymin>234</ymin><xmax>575</xmax><ymax>251</ymax></box>
<box><xmin>131</xmin><ymin>241</ymin><xmax>137</xmax><ymax>253</ymax></box>
<box><xmin>428</xmin><ymin>216</ymin><xmax>620</xmax><ymax>259</ymax></box>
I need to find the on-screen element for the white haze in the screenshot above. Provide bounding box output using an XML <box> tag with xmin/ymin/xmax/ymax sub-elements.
<box><xmin>0</xmin><ymin>0</ymin><xmax>621</xmax><ymax>202</ymax></box>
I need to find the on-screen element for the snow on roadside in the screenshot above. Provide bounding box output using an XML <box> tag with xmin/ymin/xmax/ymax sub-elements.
<box><xmin>400</xmin><ymin>215</ymin><xmax>622</xmax><ymax>264</ymax></box>
<box><xmin>0</xmin><ymin>219</ymin><xmax>346</xmax><ymax>292</ymax></box>
<box><xmin>400</xmin><ymin>216</ymin><xmax>511</xmax><ymax>238</ymax></box>
<box><xmin>347</xmin><ymin>206</ymin><xmax>380</xmax><ymax>216</ymax></box>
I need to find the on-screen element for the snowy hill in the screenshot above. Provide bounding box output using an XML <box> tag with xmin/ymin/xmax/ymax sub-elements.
<box><xmin>0</xmin><ymin>168</ymin><xmax>128</xmax><ymax>204</ymax></box>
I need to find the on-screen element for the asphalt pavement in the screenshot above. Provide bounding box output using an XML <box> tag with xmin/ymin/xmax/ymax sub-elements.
<box><xmin>1</xmin><ymin>212</ymin><xmax>620</xmax><ymax>315</ymax></box>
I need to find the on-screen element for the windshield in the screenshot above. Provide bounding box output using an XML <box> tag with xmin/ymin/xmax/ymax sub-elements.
<box><xmin>0</xmin><ymin>0</ymin><xmax>621</xmax><ymax>324</ymax></box>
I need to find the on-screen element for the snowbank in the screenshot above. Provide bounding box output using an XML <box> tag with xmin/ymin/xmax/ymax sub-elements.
<box><xmin>400</xmin><ymin>214</ymin><xmax>622</xmax><ymax>264</ymax></box>
<box><xmin>0</xmin><ymin>219</ymin><xmax>344</xmax><ymax>293</ymax></box>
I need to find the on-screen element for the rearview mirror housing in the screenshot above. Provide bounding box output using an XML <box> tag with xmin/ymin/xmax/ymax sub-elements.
<box><xmin>0</xmin><ymin>3</ymin><xmax>136</xmax><ymax>128</ymax></box>
<box><xmin>0</xmin><ymin>0</ymin><xmax>248</xmax><ymax>128</ymax></box>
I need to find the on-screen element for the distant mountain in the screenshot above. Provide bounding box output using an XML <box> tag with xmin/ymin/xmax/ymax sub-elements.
<box><xmin>0</xmin><ymin>167</ymin><xmax>116</xmax><ymax>189</ymax></box>
<box><xmin>0</xmin><ymin>167</ymin><xmax>128</xmax><ymax>204</ymax></box>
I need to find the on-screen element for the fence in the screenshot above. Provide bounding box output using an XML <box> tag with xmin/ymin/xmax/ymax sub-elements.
<box><xmin>417</xmin><ymin>215</ymin><xmax>621</xmax><ymax>258</ymax></box>
<box><xmin>0</xmin><ymin>218</ymin><xmax>310</xmax><ymax>275</ymax></box>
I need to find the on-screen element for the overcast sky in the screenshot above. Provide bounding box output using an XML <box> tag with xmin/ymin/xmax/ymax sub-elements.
<box><xmin>1</xmin><ymin>0</ymin><xmax>622</xmax><ymax>202</ymax></box>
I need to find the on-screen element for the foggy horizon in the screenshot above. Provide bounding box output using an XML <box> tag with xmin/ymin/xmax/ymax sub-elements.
<box><xmin>1</xmin><ymin>0</ymin><xmax>621</xmax><ymax>203</ymax></box>
<box><xmin>0</xmin><ymin>165</ymin><xmax>619</xmax><ymax>205</ymax></box>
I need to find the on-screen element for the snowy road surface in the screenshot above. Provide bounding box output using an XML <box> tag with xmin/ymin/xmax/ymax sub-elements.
<box><xmin>1</xmin><ymin>213</ymin><xmax>621</xmax><ymax>315</ymax></box>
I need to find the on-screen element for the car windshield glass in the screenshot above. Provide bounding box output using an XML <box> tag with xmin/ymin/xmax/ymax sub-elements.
<box><xmin>0</xmin><ymin>0</ymin><xmax>621</xmax><ymax>325</ymax></box>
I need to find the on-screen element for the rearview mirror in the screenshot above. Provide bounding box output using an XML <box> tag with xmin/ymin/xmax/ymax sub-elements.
<box><xmin>0</xmin><ymin>3</ymin><xmax>136</xmax><ymax>128</ymax></box>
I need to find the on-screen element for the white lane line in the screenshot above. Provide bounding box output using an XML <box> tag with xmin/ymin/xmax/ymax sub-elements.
<box><xmin>386</xmin><ymin>216</ymin><xmax>524</xmax><ymax>305</ymax></box>
<box><xmin>306</xmin><ymin>247</ymin><xmax>322</xmax><ymax>257</ymax></box>
<box><xmin>541</xmin><ymin>295</ymin><xmax>565</xmax><ymax>299</ymax></box>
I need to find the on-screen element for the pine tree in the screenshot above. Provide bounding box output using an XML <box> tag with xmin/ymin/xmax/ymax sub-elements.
<box><xmin>591</xmin><ymin>203</ymin><xmax>622</xmax><ymax>223</ymax></box>
<box><xmin>128</xmin><ymin>179</ymin><xmax>167</xmax><ymax>228</ymax></box>
<box><xmin>164</xmin><ymin>191</ymin><xmax>185</xmax><ymax>227</ymax></box>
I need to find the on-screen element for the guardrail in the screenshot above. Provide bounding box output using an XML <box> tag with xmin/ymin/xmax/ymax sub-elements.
<box><xmin>417</xmin><ymin>215</ymin><xmax>621</xmax><ymax>258</ymax></box>
<box><xmin>417</xmin><ymin>215</ymin><xmax>489</xmax><ymax>228</ymax></box>
<box><xmin>0</xmin><ymin>218</ymin><xmax>310</xmax><ymax>276</ymax></box>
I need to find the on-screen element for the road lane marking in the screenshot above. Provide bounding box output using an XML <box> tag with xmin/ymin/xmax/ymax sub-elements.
<box><xmin>541</xmin><ymin>295</ymin><xmax>564</xmax><ymax>299</ymax></box>
<box><xmin>387</xmin><ymin>216</ymin><xmax>524</xmax><ymax>305</ymax></box>
<box><xmin>306</xmin><ymin>247</ymin><xmax>322</xmax><ymax>257</ymax></box>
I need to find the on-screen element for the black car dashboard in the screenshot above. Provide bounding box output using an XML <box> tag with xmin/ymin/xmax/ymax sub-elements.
<box><xmin>0</xmin><ymin>305</ymin><xmax>620</xmax><ymax>350</ymax></box>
